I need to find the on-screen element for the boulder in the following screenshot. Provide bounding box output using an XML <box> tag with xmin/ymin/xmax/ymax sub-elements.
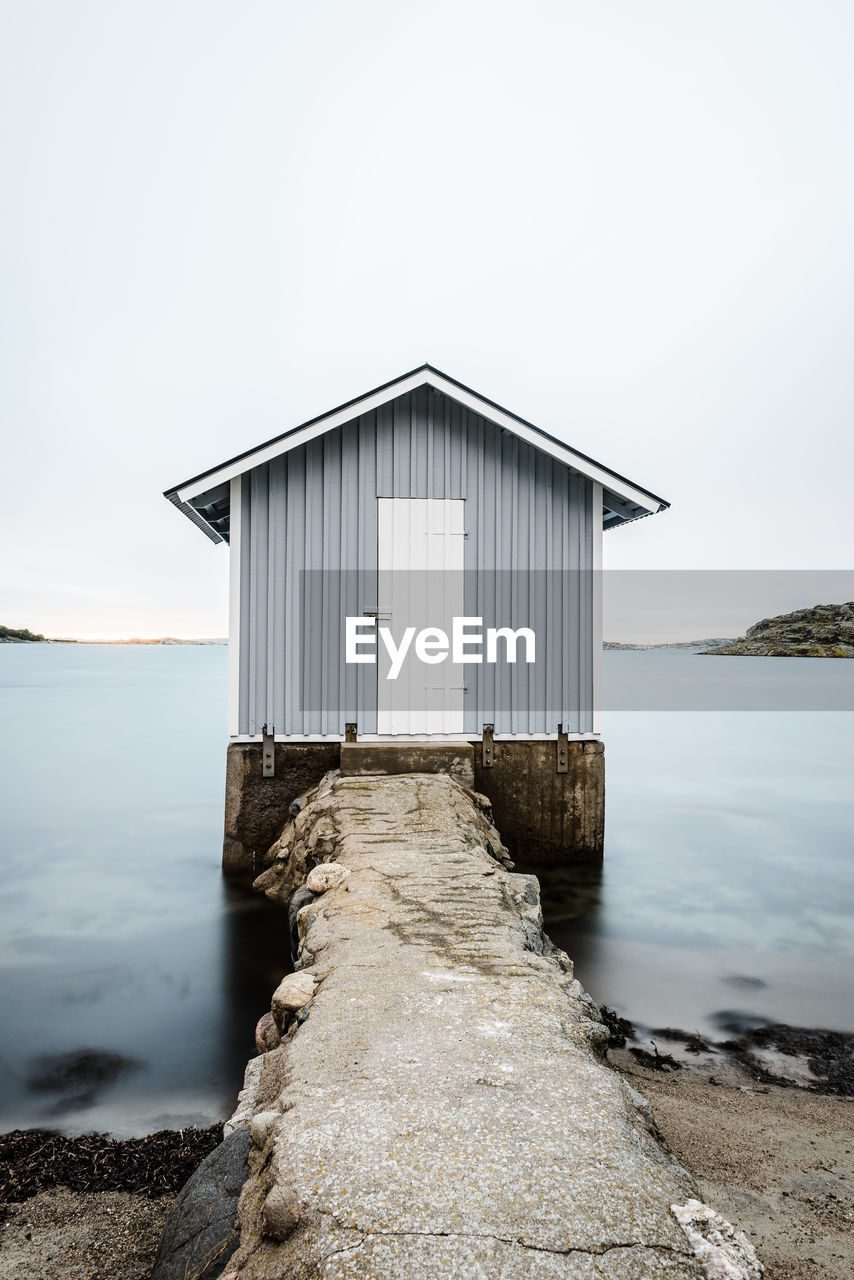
<box><xmin>288</xmin><ymin>886</ymin><xmax>315</xmax><ymax>963</ymax></box>
<box><xmin>250</xmin><ymin>1109</ymin><xmax>282</xmax><ymax>1148</ymax></box>
<box><xmin>271</xmin><ymin>971</ymin><xmax>317</xmax><ymax>1031</ymax></box>
<box><xmin>305</xmin><ymin>861</ymin><xmax>351</xmax><ymax>894</ymax></box>
<box><xmin>262</xmin><ymin>1184</ymin><xmax>306</xmax><ymax>1240</ymax></box>
<box><xmin>254</xmin><ymin>1011</ymin><xmax>280</xmax><ymax>1053</ymax></box>
<box><xmin>251</xmin><ymin>864</ymin><xmax>283</xmax><ymax>898</ymax></box>
<box><xmin>150</xmin><ymin>1126</ymin><xmax>250</xmax><ymax>1280</ymax></box>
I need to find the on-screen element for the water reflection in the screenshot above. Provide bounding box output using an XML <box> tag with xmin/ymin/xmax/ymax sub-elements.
<box><xmin>519</xmin><ymin>859</ymin><xmax>605</xmax><ymax>979</ymax></box>
<box><xmin>219</xmin><ymin>884</ymin><xmax>291</xmax><ymax>1112</ymax></box>
<box><xmin>529</xmin><ymin>696</ymin><xmax>854</xmax><ymax>1042</ymax></box>
<box><xmin>26</xmin><ymin>1050</ymin><xmax>140</xmax><ymax>1116</ymax></box>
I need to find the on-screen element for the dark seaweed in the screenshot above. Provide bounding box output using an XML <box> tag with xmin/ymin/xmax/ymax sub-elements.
<box><xmin>713</xmin><ymin>1015</ymin><xmax>854</xmax><ymax>1096</ymax></box>
<box><xmin>629</xmin><ymin>1042</ymin><xmax>682</xmax><ymax>1072</ymax></box>
<box><xmin>599</xmin><ymin>1006</ymin><xmax>635</xmax><ymax>1050</ymax></box>
<box><xmin>650</xmin><ymin>1028</ymin><xmax>714</xmax><ymax>1055</ymax></box>
<box><xmin>0</xmin><ymin>1125</ymin><xmax>222</xmax><ymax>1205</ymax></box>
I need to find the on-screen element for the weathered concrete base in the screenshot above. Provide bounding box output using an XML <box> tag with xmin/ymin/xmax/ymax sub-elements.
<box><xmin>473</xmin><ymin>738</ymin><xmax>605</xmax><ymax>863</ymax></box>
<box><xmin>223</xmin><ymin>742</ymin><xmax>340</xmax><ymax>878</ymax></box>
<box><xmin>194</xmin><ymin>771</ymin><xmax>762</xmax><ymax>1279</ymax></box>
<box><xmin>224</xmin><ymin>737</ymin><xmax>604</xmax><ymax>875</ymax></box>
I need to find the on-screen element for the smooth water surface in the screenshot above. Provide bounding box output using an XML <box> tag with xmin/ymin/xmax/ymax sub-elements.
<box><xmin>0</xmin><ymin>644</ymin><xmax>287</xmax><ymax>1137</ymax></box>
<box><xmin>537</xmin><ymin>651</ymin><xmax>854</xmax><ymax>1042</ymax></box>
<box><xmin>0</xmin><ymin>644</ymin><xmax>852</xmax><ymax>1135</ymax></box>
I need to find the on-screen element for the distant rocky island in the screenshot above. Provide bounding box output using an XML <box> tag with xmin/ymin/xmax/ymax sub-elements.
<box><xmin>89</xmin><ymin>637</ymin><xmax>227</xmax><ymax>646</ymax></box>
<box><xmin>701</xmin><ymin>602</ymin><xmax>854</xmax><ymax>657</ymax></box>
<box><xmin>603</xmin><ymin>638</ymin><xmax>733</xmax><ymax>651</ymax></box>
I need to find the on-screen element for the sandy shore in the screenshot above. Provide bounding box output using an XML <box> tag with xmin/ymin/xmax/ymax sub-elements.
<box><xmin>611</xmin><ymin>1048</ymin><xmax>854</xmax><ymax>1280</ymax></box>
<box><xmin>0</xmin><ymin>1189</ymin><xmax>171</xmax><ymax>1279</ymax></box>
<box><xmin>0</xmin><ymin>1126</ymin><xmax>219</xmax><ymax>1279</ymax></box>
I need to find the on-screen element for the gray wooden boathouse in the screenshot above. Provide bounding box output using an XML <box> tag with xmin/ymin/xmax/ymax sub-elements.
<box><xmin>164</xmin><ymin>364</ymin><xmax>668</xmax><ymax>871</ymax></box>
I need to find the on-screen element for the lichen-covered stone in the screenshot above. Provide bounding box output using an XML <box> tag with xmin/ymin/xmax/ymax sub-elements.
<box><xmin>249</xmin><ymin>1109</ymin><xmax>281</xmax><ymax>1149</ymax></box>
<box><xmin>270</xmin><ymin>971</ymin><xmax>316</xmax><ymax>1031</ymax></box>
<box><xmin>254</xmin><ymin>1011</ymin><xmax>280</xmax><ymax>1053</ymax></box>
<box><xmin>262</xmin><ymin>1184</ymin><xmax>304</xmax><ymax>1240</ymax></box>
<box><xmin>305</xmin><ymin>861</ymin><xmax>351</xmax><ymax>893</ymax></box>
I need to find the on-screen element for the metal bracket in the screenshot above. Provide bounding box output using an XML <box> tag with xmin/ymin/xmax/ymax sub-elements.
<box><xmin>262</xmin><ymin>729</ymin><xmax>275</xmax><ymax>778</ymax></box>
<box><xmin>345</xmin><ymin>722</ymin><xmax>357</xmax><ymax>742</ymax></box>
<box><xmin>482</xmin><ymin>724</ymin><xmax>494</xmax><ymax>768</ymax></box>
<box><xmin>556</xmin><ymin>725</ymin><xmax>569</xmax><ymax>774</ymax></box>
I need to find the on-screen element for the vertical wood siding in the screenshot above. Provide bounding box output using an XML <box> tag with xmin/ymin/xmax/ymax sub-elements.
<box><xmin>238</xmin><ymin>386</ymin><xmax>595</xmax><ymax>736</ymax></box>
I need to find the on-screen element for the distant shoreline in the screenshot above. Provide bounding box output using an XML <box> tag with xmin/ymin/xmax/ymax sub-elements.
<box><xmin>0</xmin><ymin>634</ymin><xmax>227</xmax><ymax>646</ymax></box>
<box><xmin>63</xmin><ymin>638</ymin><xmax>228</xmax><ymax>646</ymax></box>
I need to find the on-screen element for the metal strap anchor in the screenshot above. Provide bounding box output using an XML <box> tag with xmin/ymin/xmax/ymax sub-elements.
<box><xmin>556</xmin><ymin>725</ymin><xmax>569</xmax><ymax>773</ymax></box>
<box><xmin>262</xmin><ymin>728</ymin><xmax>275</xmax><ymax>778</ymax></box>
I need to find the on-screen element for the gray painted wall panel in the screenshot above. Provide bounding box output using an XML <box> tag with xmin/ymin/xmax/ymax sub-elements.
<box><xmin>238</xmin><ymin>388</ymin><xmax>595</xmax><ymax>736</ymax></box>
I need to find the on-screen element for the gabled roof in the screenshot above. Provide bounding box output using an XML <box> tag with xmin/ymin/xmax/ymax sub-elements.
<box><xmin>164</xmin><ymin>364</ymin><xmax>669</xmax><ymax>544</ymax></box>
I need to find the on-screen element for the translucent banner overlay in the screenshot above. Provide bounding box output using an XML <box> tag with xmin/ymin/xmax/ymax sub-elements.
<box><xmin>290</xmin><ymin>570</ymin><xmax>854</xmax><ymax>718</ymax></box>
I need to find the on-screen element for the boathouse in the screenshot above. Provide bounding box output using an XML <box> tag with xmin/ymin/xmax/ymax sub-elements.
<box><xmin>164</xmin><ymin>365</ymin><xmax>668</xmax><ymax>872</ymax></box>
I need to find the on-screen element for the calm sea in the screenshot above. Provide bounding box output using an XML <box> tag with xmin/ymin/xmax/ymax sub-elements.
<box><xmin>0</xmin><ymin>644</ymin><xmax>852</xmax><ymax>1136</ymax></box>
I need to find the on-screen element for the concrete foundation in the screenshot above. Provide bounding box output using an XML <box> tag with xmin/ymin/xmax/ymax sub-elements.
<box><xmin>223</xmin><ymin>738</ymin><xmax>604</xmax><ymax>877</ymax></box>
<box><xmin>473</xmin><ymin>738</ymin><xmax>605</xmax><ymax>865</ymax></box>
<box><xmin>223</xmin><ymin>743</ymin><xmax>340</xmax><ymax>878</ymax></box>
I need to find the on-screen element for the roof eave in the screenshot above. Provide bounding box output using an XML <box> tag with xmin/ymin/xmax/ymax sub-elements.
<box><xmin>165</xmin><ymin>491</ymin><xmax>224</xmax><ymax>545</ymax></box>
<box><xmin>164</xmin><ymin>364</ymin><xmax>669</xmax><ymax>529</ymax></box>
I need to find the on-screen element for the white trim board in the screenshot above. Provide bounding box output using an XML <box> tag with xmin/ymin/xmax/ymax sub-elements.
<box><xmin>173</xmin><ymin>367</ymin><xmax>667</xmax><ymax>516</ymax></box>
<box><xmin>592</xmin><ymin>481</ymin><xmax>604</xmax><ymax>736</ymax></box>
<box><xmin>227</xmin><ymin>475</ymin><xmax>242</xmax><ymax>736</ymax></box>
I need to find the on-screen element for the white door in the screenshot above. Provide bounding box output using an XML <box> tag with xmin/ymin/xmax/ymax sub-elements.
<box><xmin>377</xmin><ymin>498</ymin><xmax>466</xmax><ymax>735</ymax></box>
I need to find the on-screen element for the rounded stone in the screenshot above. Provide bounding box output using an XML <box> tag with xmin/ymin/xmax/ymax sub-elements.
<box><xmin>271</xmin><ymin>971</ymin><xmax>317</xmax><ymax>1031</ymax></box>
<box><xmin>262</xmin><ymin>1185</ymin><xmax>303</xmax><ymax>1240</ymax></box>
<box><xmin>254</xmin><ymin>1011</ymin><xmax>281</xmax><ymax>1053</ymax></box>
<box><xmin>250</xmin><ymin>1109</ymin><xmax>281</xmax><ymax>1148</ymax></box>
<box><xmin>305</xmin><ymin>862</ymin><xmax>351</xmax><ymax>894</ymax></box>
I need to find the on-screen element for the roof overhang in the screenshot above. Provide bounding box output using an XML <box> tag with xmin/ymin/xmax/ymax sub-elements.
<box><xmin>164</xmin><ymin>364</ymin><xmax>669</xmax><ymax>542</ymax></box>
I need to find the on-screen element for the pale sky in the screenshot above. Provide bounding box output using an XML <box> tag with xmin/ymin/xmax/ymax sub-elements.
<box><xmin>2</xmin><ymin>1</ymin><xmax>853</xmax><ymax>638</ymax></box>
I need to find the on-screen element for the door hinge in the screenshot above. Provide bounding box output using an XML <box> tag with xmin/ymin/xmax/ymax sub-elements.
<box><xmin>482</xmin><ymin>724</ymin><xmax>494</xmax><ymax>768</ymax></box>
<box><xmin>262</xmin><ymin>728</ymin><xmax>275</xmax><ymax>778</ymax></box>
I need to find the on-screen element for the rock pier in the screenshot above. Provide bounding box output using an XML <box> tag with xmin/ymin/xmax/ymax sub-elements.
<box><xmin>154</xmin><ymin>770</ymin><xmax>762</xmax><ymax>1280</ymax></box>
